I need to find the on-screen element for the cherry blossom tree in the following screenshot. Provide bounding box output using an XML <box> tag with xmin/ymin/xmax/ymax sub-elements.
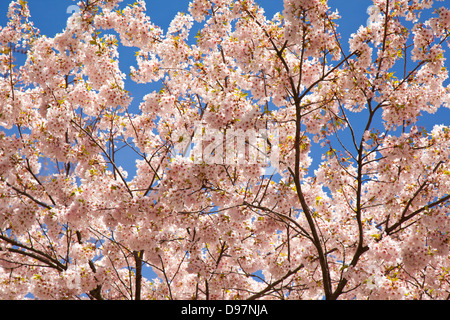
<box><xmin>1</xmin><ymin>0</ymin><xmax>450</xmax><ymax>300</ymax></box>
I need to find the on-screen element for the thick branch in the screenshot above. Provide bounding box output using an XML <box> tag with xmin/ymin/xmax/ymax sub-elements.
<box><xmin>134</xmin><ymin>250</ymin><xmax>144</xmax><ymax>301</ymax></box>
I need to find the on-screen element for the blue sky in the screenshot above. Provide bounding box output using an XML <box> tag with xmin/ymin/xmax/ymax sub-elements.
<box><xmin>0</xmin><ymin>0</ymin><xmax>385</xmax><ymax>177</ymax></box>
<box><xmin>2</xmin><ymin>0</ymin><xmax>447</xmax><ymax>136</ymax></box>
<box><xmin>0</xmin><ymin>1</ymin><xmax>375</xmax><ymax>37</ymax></box>
<box><xmin>0</xmin><ymin>0</ymin><xmax>374</xmax><ymax>95</ymax></box>
<box><xmin>1</xmin><ymin>0</ymin><xmax>450</xmax><ymax>290</ymax></box>
<box><xmin>1</xmin><ymin>0</ymin><xmax>449</xmax><ymax>227</ymax></box>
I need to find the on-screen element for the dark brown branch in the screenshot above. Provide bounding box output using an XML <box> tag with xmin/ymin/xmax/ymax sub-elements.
<box><xmin>385</xmin><ymin>194</ymin><xmax>450</xmax><ymax>236</ymax></box>
<box><xmin>2</xmin><ymin>179</ymin><xmax>52</xmax><ymax>210</ymax></box>
<box><xmin>0</xmin><ymin>235</ymin><xmax>66</xmax><ymax>271</ymax></box>
<box><xmin>246</xmin><ymin>263</ymin><xmax>304</xmax><ymax>300</ymax></box>
<box><xmin>133</xmin><ymin>250</ymin><xmax>144</xmax><ymax>300</ymax></box>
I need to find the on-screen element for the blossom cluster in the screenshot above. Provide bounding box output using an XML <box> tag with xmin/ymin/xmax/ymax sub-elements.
<box><xmin>0</xmin><ymin>0</ymin><xmax>449</xmax><ymax>300</ymax></box>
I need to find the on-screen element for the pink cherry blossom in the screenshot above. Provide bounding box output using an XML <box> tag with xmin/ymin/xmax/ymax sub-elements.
<box><xmin>0</xmin><ymin>0</ymin><xmax>450</xmax><ymax>300</ymax></box>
